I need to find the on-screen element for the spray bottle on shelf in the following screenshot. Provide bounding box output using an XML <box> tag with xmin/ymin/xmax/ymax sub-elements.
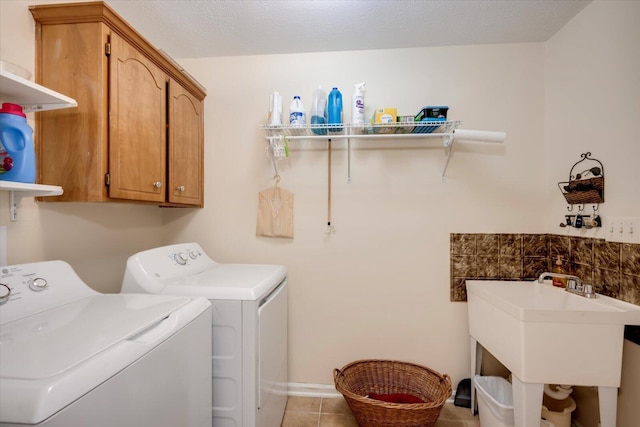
<box><xmin>351</xmin><ymin>82</ymin><xmax>366</xmax><ymax>126</ymax></box>
<box><xmin>268</xmin><ymin>92</ymin><xmax>282</xmax><ymax>126</ymax></box>
<box><xmin>310</xmin><ymin>86</ymin><xmax>327</xmax><ymax>135</ymax></box>
<box><xmin>327</xmin><ymin>87</ymin><xmax>343</xmax><ymax>132</ymax></box>
<box><xmin>289</xmin><ymin>96</ymin><xmax>306</xmax><ymax>125</ymax></box>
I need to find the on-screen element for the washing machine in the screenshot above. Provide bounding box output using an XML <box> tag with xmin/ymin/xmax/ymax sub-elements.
<box><xmin>121</xmin><ymin>243</ymin><xmax>288</xmax><ymax>427</ymax></box>
<box><xmin>0</xmin><ymin>260</ymin><xmax>212</xmax><ymax>427</ymax></box>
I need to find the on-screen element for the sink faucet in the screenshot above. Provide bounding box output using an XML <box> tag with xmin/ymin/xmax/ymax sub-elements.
<box><xmin>537</xmin><ymin>272</ymin><xmax>596</xmax><ymax>298</ymax></box>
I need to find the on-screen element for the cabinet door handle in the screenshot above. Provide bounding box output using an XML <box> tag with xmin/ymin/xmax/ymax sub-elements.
<box><xmin>153</xmin><ymin>181</ymin><xmax>162</xmax><ymax>189</ymax></box>
<box><xmin>177</xmin><ymin>186</ymin><xmax>185</xmax><ymax>192</ymax></box>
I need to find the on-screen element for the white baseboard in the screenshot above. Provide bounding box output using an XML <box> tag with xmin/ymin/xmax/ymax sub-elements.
<box><xmin>287</xmin><ymin>382</ymin><xmax>342</xmax><ymax>398</ymax></box>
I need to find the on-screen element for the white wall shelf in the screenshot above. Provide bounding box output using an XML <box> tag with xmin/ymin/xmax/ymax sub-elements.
<box><xmin>261</xmin><ymin>121</ymin><xmax>506</xmax><ymax>182</ymax></box>
<box><xmin>0</xmin><ymin>68</ymin><xmax>77</xmax><ymax>112</ymax></box>
<box><xmin>1</xmin><ymin>65</ymin><xmax>75</xmax><ymax>221</ymax></box>
<box><xmin>261</xmin><ymin>120</ymin><xmax>460</xmax><ymax>139</ymax></box>
<box><xmin>0</xmin><ymin>181</ymin><xmax>63</xmax><ymax>221</ymax></box>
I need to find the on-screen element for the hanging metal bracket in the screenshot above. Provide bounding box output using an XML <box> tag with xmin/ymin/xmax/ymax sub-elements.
<box><xmin>441</xmin><ymin>134</ymin><xmax>455</xmax><ymax>182</ymax></box>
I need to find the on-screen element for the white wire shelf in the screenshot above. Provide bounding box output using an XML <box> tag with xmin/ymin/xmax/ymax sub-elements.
<box><xmin>261</xmin><ymin>120</ymin><xmax>461</xmax><ymax>139</ymax></box>
<box><xmin>262</xmin><ymin>120</ymin><xmax>505</xmax><ymax>183</ymax></box>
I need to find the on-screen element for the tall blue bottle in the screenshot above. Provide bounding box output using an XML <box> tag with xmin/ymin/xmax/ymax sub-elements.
<box><xmin>0</xmin><ymin>103</ymin><xmax>36</xmax><ymax>183</ymax></box>
<box><xmin>327</xmin><ymin>87</ymin><xmax>343</xmax><ymax>132</ymax></box>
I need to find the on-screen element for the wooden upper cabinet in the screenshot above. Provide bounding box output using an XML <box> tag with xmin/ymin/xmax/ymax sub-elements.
<box><xmin>168</xmin><ymin>79</ymin><xmax>204</xmax><ymax>207</ymax></box>
<box><xmin>30</xmin><ymin>1</ymin><xmax>206</xmax><ymax>206</ymax></box>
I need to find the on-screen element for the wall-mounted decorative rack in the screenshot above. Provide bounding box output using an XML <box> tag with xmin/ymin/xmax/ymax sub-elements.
<box><xmin>557</xmin><ymin>152</ymin><xmax>605</xmax><ymax>207</ymax></box>
<box><xmin>556</xmin><ymin>152</ymin><xmax>605</xmax><ymax>229</ymax></box>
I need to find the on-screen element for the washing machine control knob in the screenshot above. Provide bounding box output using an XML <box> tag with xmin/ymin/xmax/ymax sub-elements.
<box><xmin>0</xmin><ymin>284</ymin><xmax>11</xmax><ymax>305</ymax></box>
<box><xmin>174</xmin><ymin>252</ymin><xmax>188</xmax><ymax>265</ymax></box>
<box><xmin>29</xmin><ymin>277</ymin><xmax>48</xmax><ymax>292</ymax></box>
<box><xmin>188</xmin><ymin>249</ymin><xmax>199</xmax><ymax>259</ymax></box>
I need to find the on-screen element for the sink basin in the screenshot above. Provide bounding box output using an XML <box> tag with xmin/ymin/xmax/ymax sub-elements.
<box><xmin>469</xmin><ymin>280</ymin><xmax>640</xmax><ymax>326</ymax></box>
<box><xmin>467</xmin><ymin>280</ymin><xmax>640</xmax><ymax>385</ymax></box>
<box><xmin>466</xmin><ymin>280</ymin><xmax>640</xmax><ymax>427</ymax></box>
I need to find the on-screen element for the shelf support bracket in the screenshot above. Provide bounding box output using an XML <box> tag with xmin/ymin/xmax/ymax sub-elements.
<box><xmin>9</xmin><ymin>191</ymin><xmax>20</xmax><ymax>222</ymax></box>
<box><xmin>1</xmin><ymin>184</ymin><xmax>63</xmax><ymax>221</ymax></box>
<box><xmin>441</xmin><ymin>134</ymin><xmax>455</xmax><ymax>183</ymax></box>
<box><xmin>347</xmin><ymin>137</ymin><xmax>352</xmax><ymax>183</ymax></box>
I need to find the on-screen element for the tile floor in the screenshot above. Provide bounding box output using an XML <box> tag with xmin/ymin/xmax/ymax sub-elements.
<box><xmin>281</xmin><ymin>396</ymin><xmax>480</xmax><ymax>427</ymax></box>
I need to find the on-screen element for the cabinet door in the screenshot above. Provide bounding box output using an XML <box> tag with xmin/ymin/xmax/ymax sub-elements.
<box><xmin>36</xmin><ymin>22</ymin><xmax>110</xmax><ymax>202</ymax></box>
<box><xmin>108</xmin><ymin>32</ymin><xmax>167</xmax><ymax>202</ymax></box>
<box><xmin>167</xmin><ymin>79</ymin><xmax>204</xmax><ymax>206</ymax></box>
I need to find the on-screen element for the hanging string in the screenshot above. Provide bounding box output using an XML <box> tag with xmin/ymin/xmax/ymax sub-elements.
<box><xmin>326</xmin><ymin>138</ymin><xmax>335</xmax><ymax>234</ymax></box>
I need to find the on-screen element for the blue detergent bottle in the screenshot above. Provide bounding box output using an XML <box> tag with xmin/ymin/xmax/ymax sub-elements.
<box><xmin>327</xmin><ymin>87</ymin><xmax>343</xmax><ymax>132</ymax></box>
<box><xmin>0</xmin><ymin>103</ymin><xmax>36</xmax><ymax>183</ymax></box>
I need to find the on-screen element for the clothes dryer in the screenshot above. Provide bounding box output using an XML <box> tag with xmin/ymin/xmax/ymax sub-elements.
<box><xmin>0</xmin><ymin>260</ymin><xmax>212</xmax><ymax>427</ymax></box>
<box><xmin>121</xmin><ymin>243</ymin><xmax>288</xmax><ymax>427</ymax></box>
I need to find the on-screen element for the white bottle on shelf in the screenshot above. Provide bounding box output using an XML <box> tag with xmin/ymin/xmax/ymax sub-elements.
<box><xmin>351</xmin><ymin>82</ymin><xmax>366</xmax><ymax>125</ymax></box>
<box><xmin>289</xmin><ymin>96</ymin><xmax>306</xmax><ymax>125</ymax></box>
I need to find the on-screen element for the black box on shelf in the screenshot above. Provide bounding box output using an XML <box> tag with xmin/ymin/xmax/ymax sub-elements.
<box><xmin>413</xmin><ymin>106</ymin><xmax>449</xmax><ymax>134</ymax></box>
<box><xmin>415</xmin><ymin>106</ymin><xmax>448</xmax><ymax>121</ymax></box>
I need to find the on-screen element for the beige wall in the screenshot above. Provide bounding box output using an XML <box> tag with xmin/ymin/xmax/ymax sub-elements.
<box><xmin>167</xmin><ymin>42</ymin><xmax>546</xmax><ymax>387</ymax></box>
<box><xmin>545</xmin><ymin>2</ymin><xmax>640</xmax><ymax>426</ymax></box>
<box><xmin>1</xmin><ymin>1</ymin><xmax>639</xmax><ymax>423</ymax></box>
<box><xmin>545</xmin><ymin>0</ymin><xmax>640</xmax><ymax>221</ymax></box>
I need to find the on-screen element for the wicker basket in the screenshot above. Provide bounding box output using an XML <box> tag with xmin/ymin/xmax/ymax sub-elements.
<box><xmin>558</xmin><ymin>176</ymin><xmax>605</xmax><ymax>204</ymax></box>
<box><xmin>334</xmin><ymin>360</ymin><xmax>452</xmax><ymax>427</ymax></box>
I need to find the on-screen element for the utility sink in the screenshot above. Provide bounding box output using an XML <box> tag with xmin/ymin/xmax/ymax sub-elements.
<box><xmin>466</xmin><ymin>279</ymin><xmax>640</xmax><ymax>427</ymax></box>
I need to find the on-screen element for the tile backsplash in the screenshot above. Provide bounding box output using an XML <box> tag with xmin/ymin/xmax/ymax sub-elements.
<box><xmin>450</xmin><ymin>233</ymin><xmax>640</xmax><ymax>305</ymax></box>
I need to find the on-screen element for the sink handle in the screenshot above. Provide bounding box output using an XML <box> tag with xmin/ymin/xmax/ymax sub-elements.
<box><xmin>583</xmin><ymin>284</ymin><xmax>595</xmax><ymax>297</ymax></box>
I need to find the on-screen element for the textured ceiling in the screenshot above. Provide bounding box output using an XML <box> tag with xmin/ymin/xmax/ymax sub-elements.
<box><xmin>106</xmin><ymin>0</ymin><xmax>591</xmax><ymax>59</ymax></box>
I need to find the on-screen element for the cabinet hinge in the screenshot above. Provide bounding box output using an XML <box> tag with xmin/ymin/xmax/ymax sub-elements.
<box><xmin>105</xmin><ymin>42</ymin><xmax>111</xmax><ymax>57</ymax></box>
<box><xmin>105</xmin><ymin>173</ymin><xmax>110</xmax><ymax>186</ymax></box>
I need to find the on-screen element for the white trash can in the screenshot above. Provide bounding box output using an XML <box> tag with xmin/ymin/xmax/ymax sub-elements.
<box><xmin>473</xmin><ymin>376</ymin><xmax>554</xmax><ymax>427</ymax></box>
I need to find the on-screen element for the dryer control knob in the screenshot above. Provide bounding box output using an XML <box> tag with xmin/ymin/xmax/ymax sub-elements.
<box><xmin>29</xmin><ymin>277</ymin><xmax>48</xmax><ymax>292</ymax></box>
<box><xmin>174</xmin><ymin>252</ymin><xmax>188</xmax><ymax>265</ymax></box>
<box><xmin>0</xmin><ymin>284</ymin><xmax>11</xmax><ymax>305</ymax></box>
<box><xmin>188</xmin><ymin>250</ymin><xmax>199</xmax><ymax>259</ymax></box>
